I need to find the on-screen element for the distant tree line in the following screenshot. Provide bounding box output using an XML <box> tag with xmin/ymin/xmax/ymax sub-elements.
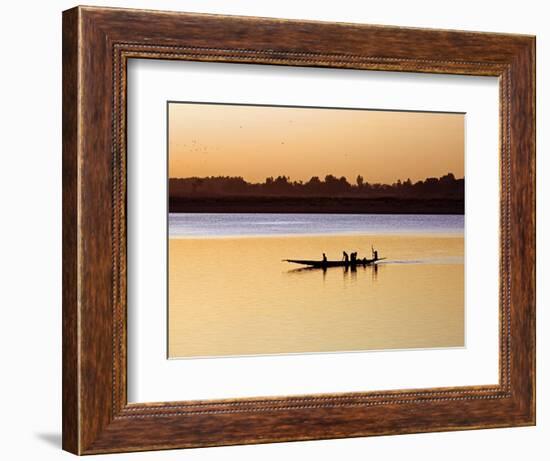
<box><xmin>169</xmin><ymin>173</ymin><xmax>464</xmax><ymax>199</ymax></box>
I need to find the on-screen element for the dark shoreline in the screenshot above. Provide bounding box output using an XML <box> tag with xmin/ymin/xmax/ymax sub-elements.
<box><xmin>169</xmin><ymin>196</ymin><xmax>464</xmax><ymax>215</ymax></box>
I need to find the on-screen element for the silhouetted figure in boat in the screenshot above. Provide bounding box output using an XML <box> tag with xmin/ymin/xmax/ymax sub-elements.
<box><xmin>350</xmin><ymin>252</ymin><xmax>357</xmax><ymax>264</ymax></box>
<box><xmin>322</xmin><ymin>253</ymin><xmax>327</xmax><ymax>263</ymax></box>
<box><xmin>342</xmin><ymin>251</ymin><xmax>349</xmax><ymax>263</ymax></box>
<box><xmin>371</xmin><ymin>246</ymin><xmax>379</xmax><ymax>260</ymax></box>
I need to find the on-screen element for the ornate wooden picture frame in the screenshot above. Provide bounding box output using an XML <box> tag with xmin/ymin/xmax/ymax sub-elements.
<box><xmin>62</xmin><ymin>6</ymin><xmax>535</xmax><ymax>455</ymax></box>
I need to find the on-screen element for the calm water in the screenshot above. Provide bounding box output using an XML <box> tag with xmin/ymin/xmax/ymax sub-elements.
<box><xmin>169</xmin><ymin>213</ymin><xmax>464</xmax><ymax>238</ymax></box>
<box><xmin>168</xmin><ymin>213</ymin><xmax>464</xmax><ymax>358</ymax></box>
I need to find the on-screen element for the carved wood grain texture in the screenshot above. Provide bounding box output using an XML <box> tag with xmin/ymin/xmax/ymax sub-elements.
<box><xmin>62</xmin><ymin>7</ymin><xmax>79</xmax><ymax>455</ymax></box>
<box><xmin>62</xmin><ymin>5</ymin><xmax>535</xmax><ymax>455</ymax></box>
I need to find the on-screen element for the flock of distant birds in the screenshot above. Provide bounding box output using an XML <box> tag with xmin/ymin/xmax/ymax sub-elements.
<box><xmin>175</xmin><ymin>125</ymin><xmax>295</xmax><ymax>156</ymax></box>
<box><xmin>176</xmin><ymin>139</ymin><xmax>216</xmax><ymax>155</ymax></box>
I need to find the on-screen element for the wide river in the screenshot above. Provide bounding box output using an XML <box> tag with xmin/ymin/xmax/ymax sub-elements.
<box><xmin>168</xmin><ymin>213</ymin><xmax>464</xmax><ymax>358</ymax></box>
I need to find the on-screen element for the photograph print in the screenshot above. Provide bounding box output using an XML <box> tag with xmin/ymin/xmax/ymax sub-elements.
<box><xmin>167</xmin><ymin>102</ymin><xmax>465</xmax><ymax>359</ymax></box>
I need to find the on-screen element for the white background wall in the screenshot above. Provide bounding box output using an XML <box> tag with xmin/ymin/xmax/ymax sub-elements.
<box><xmin>0</xmin><ymin>1</ymin><xmax>546</xmax><ymax>459</ymax></box>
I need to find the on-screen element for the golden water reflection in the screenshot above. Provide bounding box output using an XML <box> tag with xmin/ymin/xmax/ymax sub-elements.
<box><xmin>168</xmin><ymin>233</ymin><xmax>464</xmax><ymax>358</ymax></box>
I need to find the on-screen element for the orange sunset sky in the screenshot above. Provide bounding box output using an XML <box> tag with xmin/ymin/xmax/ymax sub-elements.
<box><xmin>168</xmin><ymin>102</ymin><xmax>464</xmax><ymax>184</ymax></box>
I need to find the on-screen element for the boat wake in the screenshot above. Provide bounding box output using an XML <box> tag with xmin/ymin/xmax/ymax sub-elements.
<box><xmin>380</xmin><ymin>256</ymin><xmax>463</xmax><ymax>265</ymax></box>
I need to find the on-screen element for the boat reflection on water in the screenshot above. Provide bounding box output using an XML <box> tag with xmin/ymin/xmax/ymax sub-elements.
<box><xmin>286</xmin><ymin>260</ymin><xmax>381</xmax><ymax>282</ymax></box>
<box><xmin>284</xmin><ymin>248</ymin><xmax>384</xmax><ymax>283</ymax></box>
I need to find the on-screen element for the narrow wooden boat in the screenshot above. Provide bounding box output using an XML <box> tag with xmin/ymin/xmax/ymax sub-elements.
<box><xmin>284</xmin><ymin>257</ymin><xmax>386</xmax><ymax>268</ymax></box>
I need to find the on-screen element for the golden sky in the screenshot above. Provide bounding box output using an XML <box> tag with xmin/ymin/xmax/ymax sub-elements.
<box><xmin>168</xmin><ymin>103</ymin><xmax>464</xmax><ymax>184</ymax></box>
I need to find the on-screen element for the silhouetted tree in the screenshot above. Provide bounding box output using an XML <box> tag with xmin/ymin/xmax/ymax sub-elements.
<box><xmin>169</xmin><ymin>172</ymin><xmax>464</xmax><ymax>200</ymax></box>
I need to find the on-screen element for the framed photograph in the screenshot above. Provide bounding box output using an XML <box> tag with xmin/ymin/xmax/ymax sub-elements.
<box><xmin>62</xmin><ymin>6</ymin><xmax>535</xmax><ymax>455</ymax></box>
